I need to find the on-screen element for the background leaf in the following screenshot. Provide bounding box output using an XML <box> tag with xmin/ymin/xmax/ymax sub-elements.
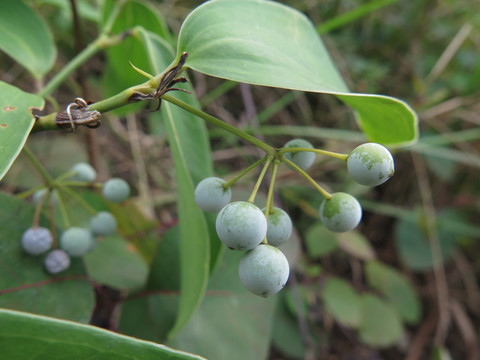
<box><xmin>0</xmin><ymin>0</ymin><xmax>56</xmax><ymax>78</ymax></box>
<box><xmin>177</xmin><ymin>0</ymin><xmax>418</xmax><ymax>146</ymax></box>
<box><xmin>321</xmin><ymin>277</ymin><xmax>362</xmax><ymax>328</ymax></box>
<box><xmin>0</xmin><ymin>193</ymin><xmax>94</xmax><ymax>323</ymax></box>
<box><xmin>0</xmin><ymin>81</ymin><xmax>44</xmax><ymax>181</ymax></box>
<box><xmin>0</xmin><ymin>309</ymin><xmax>206</xmax><ymax>360</ymax></box>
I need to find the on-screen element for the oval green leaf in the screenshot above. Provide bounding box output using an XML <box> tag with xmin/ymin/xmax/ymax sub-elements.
<box><xmin>365</xmin><ymin>260</ymin><xmax>421</xmax><ymax>324</ymax></box>
<box><xmin>0</xmin><ymin>309</ymin><xmax>206</xmax><ymax>360</ymax></box>
<box><xmin>177</xmin><ymin>0</ymin><xmax>418</xmax><ymax>146</ymax></box>
<box><xmin>321</xmin><ymin>277</ymin><xmax>362</xmax><ymax>328</ymax></box>
<box><xmin>0</xmin><ymin>81</ymin><xmax>44</xmax><ymax>181</ymax></box>
<box><xmin>0</xmin><ymin>1</ymin><xmax>56</xmax><ymax>78</ymax></box>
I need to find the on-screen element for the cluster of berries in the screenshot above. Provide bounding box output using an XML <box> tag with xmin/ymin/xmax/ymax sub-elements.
<box><xmin>21</xmin><ymin>163</ymin><xmax>131</xmax><ymax>274</ymax></box>
<box><xmin>195</xmin><ymin>141</ymin><xmax>394</xmax><ymax>297</ymax></box>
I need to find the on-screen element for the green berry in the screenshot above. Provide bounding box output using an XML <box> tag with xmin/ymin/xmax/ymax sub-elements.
<box><xmin>194</xmin><ymin>177</ymin><xmax>232</xmax><ymax>212</ymax></box>
<box><xmin>283</xmin><ymin>139</ymin><xmax>315</xmax><ymax>170</ymax></box>
<box><xmin>44</xmin><ymin>249</ymin><xmax>70</xmax><ymax>274</ymax></box>
<box><xmin>102</xmin><ymin>178</ymin><xmax>130</xmax><ymax>202</ymax></box>
<box><xmin>347</xmin><ymin>143</ymin><xmax>394</xmax><ymax>186</ymax></box>
<box><xmin>239</xmin><ymin>244</ymin><xmax>290</xmax><ymax>297</ymax></box>
<box><xmin>60</xmin><ymin>227</ymin><xmax>94</xmax><ymax>256</ymax></box>
<box><xmin>319</xmin><ymin>192</ymin><xmax>362</xmax><ymax>232</ymax></box>
<box><xmin>263</xmin><ymin>207</ymin><xmax>292</xmax><ymax>247</ymax></box>
<box><xmin>216</xmin><ymin>201</ymin><xmax>267</xmax><ymax>251</ymax></box>
<box><xmin>71</xmin><ymin>162</ymin><xmax>96</xmax><ymax>182</ymax></box>
<box><xmin>90</xmin><ymin>211</ymin><xmax>117</xmax><ymax>236</ymax></box>
<box><xmin>21</xmin><ymin>227</ymin><xmax>53</xmax><ymax>255</ymax></box>
<box><xmin>32</xmin><ymin>189</ymin><xmax>58</xmax><ymax>206</ymax></box>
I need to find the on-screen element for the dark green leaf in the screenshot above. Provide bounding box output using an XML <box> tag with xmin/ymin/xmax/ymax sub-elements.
<box><xmin>177</xmin><ymin>0</ymin><xmax>418</xmax><ymax>146</ymax></box>
<box><xmin>0</xmin><ymin>1</ymin><xmax>56</xmax><ymax>78</ymax></box>
<box><xmin>0</xmin><ymin>81</ymin><xmax>44</xmax><ymax>181</ymax></box>
<box><xmin>0</xmin><ymin>309</ymin><xmax>206</xmax><ymax>360</ymax></box>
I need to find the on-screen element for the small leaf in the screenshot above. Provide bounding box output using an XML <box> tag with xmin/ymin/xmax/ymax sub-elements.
<box><xmin>305</xmin><ymin>223</ymin><xmax>337</xmax><ymax>258</ymax></box>
<box><xmin>337</xmin><ymin>231</ymin><xmax>376</xmax><ymax>260</ymax></box>
<box><xmin>0</xmin><ymin>193</ymin><xmax>94</xmax><ymax>322</ymax></box>
<box><xmin>0</xmin><ymin>1</ymin><xmax>56</xmax><ymax>78</ymax></box>
<box><xmin>83</xmin><ymin>236</ymin><xmax>149</xmax><ymax>291</ymax></box>
<box><xmin>0</xmin><ymin>81</ymin><xmax>44</xmax><ymax>181</ymax></box>
<box><xmin>177</xmin><ymin>0</ymin><xmax>418</xmax><ymax>146</ymax></box>
<box><xmin>321</xmin><ymin>277</ymin><xmax>362</xmax><ymax>328</ymax></box>
<box><xmin>0</xmin><ymin>309</ymin><xmax>206</xmax><ymax>360</ymax></box>
<box><xmin>358</xmin><ymin>294</ymin><xmax>404</xmax><ymax>348</ymax></box>
<box><xmin>365</xmin><ymin>261</ymin><xmax>421</xmax><ymax>324</ymax></box>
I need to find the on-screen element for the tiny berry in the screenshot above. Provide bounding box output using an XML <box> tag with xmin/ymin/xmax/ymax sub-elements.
<box><xmin>263</xmin><ymin>207</ymin><xmax>292</xmax><ymax>247</ymax></box>
<box><xmin>239</xmin><ymin>244</ymin><xmax>290</xmax><ymax>297</ymax></box>
<box><xmin>90</xmin><ymin>211</ymin><xmax>117</xmax><ymax>236</ymax></box>
<box><xmin>216</xmin><ymin>201</ymin><xmax>267</xmax><ymax>251</ymax></box>
<box><xmin>283</xmin><ymin>139</ymin><xmax>315</xmax><ymax>171</ymax></box>
<box><xmin>319</xmin><ymin>192</ymin><xmax>362</xmax><ymax>232</ymax></box>
<box><xmin>347</xmin><ymin>143</ymin><xmax>394</xmax><ymax>186</ymax></box>
<box><xmin>44</xmin><ymin>249</ymin><xmax>71</xmax><ymax>274</ymax></box>
<box><xmin>194</xmin><ymin>177</ymin><xmax>232</xmax><ymax>212</ymax></box>
<box><xmin>60</xmin><ymin>227</ymin><xmax>94</xmax><ymax>256</ymax></box>
<box><xmin>71</xmin><ymin>162</ymin><xmax>96</xmax><ymax>182</ymax></box>
<box><xmin>102</xmin><ymin>178</ymin><xmax>130</xmax><ymax>202</ymax></box>
<box><xmin>21</xmin><ymin>227</ymin><xmax>53</xmax><ymax>255</ymax></box>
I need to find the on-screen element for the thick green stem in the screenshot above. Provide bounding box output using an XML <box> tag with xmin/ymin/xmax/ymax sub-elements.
<box><xmin>282</xmin><ymin>157</ymin><xmax>332</xmax><ymax>199</ymax></box>
<box><xmin>278</xmin><ymin>147</ymin><xmax>348</xmax><ymax>161</ymax></box>
<box><xmin>248</xmin><ymin>156</ymin><xmax>273</xmax><ymax>203</ymax></box>
<box><xmin>162</xmin><ymin>94</ymin><xmax>275</xmax><ymax>155</ymax></box>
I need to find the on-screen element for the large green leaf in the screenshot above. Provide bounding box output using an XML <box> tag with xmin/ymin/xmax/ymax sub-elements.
<box><xmin>0</xmin><ymin>194</ymin><xmax>94</xmax><ymax>323</ymax></box>
<box><xmin>177</xmin><ymin>0</ymin><xmax>418</xmax><ymax>146</ymax></box>
<box><xmin>0</xmin><ymin>0</ymin><xmax>56</xmax><ymax>79</ymax></box>
<box><xmin>139</xmin><ymin>31</ymin><xmax>212</xmax><ymax>337</ymax></box>
<box><xmin>0</xmin><ymin>81</ymin><xmax>44</xmax><ymax>181</ymax></box>
<box><xmin>0</xmin><ymin>309</ymin><xmax>206</xmax><ymax>360</ymax></box>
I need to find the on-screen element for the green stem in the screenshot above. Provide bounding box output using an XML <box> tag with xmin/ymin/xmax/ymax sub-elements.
<box><xmin>279</xmin><ymin>147</ymin><xmax>348</xmax><ymax>161</ymax></box>
<box><xmin>264</xmin><ymin>160</ymin><xmax>280</xmax><ymax>220</ymax></box>
<box><xmin>223</xmin><ymin>157</ymin><xmax>266</xmax><ymax>189</ymax></box>
<box><xmin>162</xmin><ymin>94</ymin><xmax>275</xmax><ymax>155</ymax></box>
<box><xmin>59</xmin><ymin>185</ymin><xmax>97</xmax><ymax>215</ymax></box>
<box><xmin>282</xmin><ymin>157</ymin><xmax>332</xmax><ymax>199</ymax></box>
<box><xmin>22</xmin><ymin>146</ymin><xmax>54</xmax><ymax>186</ymax></box>
<box><xmin>248</xmin><ymin>156</ymin><xmax>273</xmax><ymax>203</ymax></box>
<box><xmin>55</xmin><ymin>190</ymin><xmax>71</xmax><ymax>229</ymax></box>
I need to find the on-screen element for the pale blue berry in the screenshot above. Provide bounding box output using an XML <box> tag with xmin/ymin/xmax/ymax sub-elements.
<box><xmin>44</xmin><ymin>249</ymin><xmax>70</xmax><ymax>274</ymax></box>
<box><xmin>239</xmin><ymin>244</ymin><xmax>290</xmax><ymax>297</ymax></box>
<box><xmin>90</xmin><ymin>211</ymin><xmax>117</xmax><ymax>236</ymax></box>
<box><xmin>216</xmin><ymin>201</ymin><xmax>267</xmax><ymax>251</ymax></box>
<box><xmin>194</xmin><ymin>177</ymin><xmax>232</xmax><ymax>212</ymax></box>
<box><xmin>60</xmin><ymin>227</ymin><xmax>94</xmax><ymax>256</ymax></box>
<box><xmin>263</xmin><ymin>207</ymin><xmax>292</xmax><ymax>247</ymax></box>
<box><xmin>319</xmin><ymin>192</ymin><xmax>362</xmax><ymax>232</ymax></box>
<box><xmin>21</xmin><ymin>227</ymin><xmax>53</xmax><ymax>255</ymax></box>
<box><xmin>71</xmin><ymin>162</ymin><xmax>96</xmax><ymax>182</ymax></box>
<box><xmin>32</xmin><ymin>189</ymin><xmax>58</xmax><ymax>206</ymax></box>
<box><xmin>347</xmin><ymin>143</ymin><xmax>394</xmax><ymax>186</ymax></box>
<box><xmin>283</xmin><ymin>139</ymin><xmax>315</xmax><ymax>171</ymax></box>
<box><xmin>102</xmin><ymin>178</ymin><xmax>130</xmax><ymax>202</ymax></box>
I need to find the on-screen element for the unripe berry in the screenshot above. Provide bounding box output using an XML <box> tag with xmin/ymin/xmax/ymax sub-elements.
<box><xmin>21</xmin><ymin>227</ymin><xmax>53</xmax><ymax>255</ymax></box>
<box><xmin>283</xmin><ymin>139</ymin><xmax>315</xmax><ymax>171</ymax></box>
<box><xmin>239</xmin><ymin>244</ymin><xmax>290</xmax><ymax>297</ymax></box>
<box><xmin>32</xmin><ymin>189</ymin><xmax>58</xmax><ymax>206</ymax></box>
<box><xmin>44</xmin><ymin>249</ymin><xmax>71</xmax><ymax>274</ymax></box>
<box><xmin>194</xmin><ymin>177</ymin><xmax>232</xmax><ymax>212</ymax></box>
<box><xmin>263</xmin><ymin>207</ymin><xmax>292</xmax><ymax>247</ymax></box>
<box><xmin>102</xmin><ymin>178</ymin><xmax>130</xmax><ymax>203</ymax></box>
<box><xmin>90</xmin><ymin>211</ymin><xmax>117</xmax><ymax>236</ymax></box>
<box><xmin>71</xmin><ymin>162</ymin><xmax>96</xmax><ymax>182</ymax></box>
<box><xmin>60</xmin><ymin>227</ymin><xmax>94</xmax><ymax>256</ymax></box>
<box><xmin>347</xmin><ymin>143</ymin><xmax>394</xmax><ymax>186</ymax></box>
<box><xmin>216</xmin><ymin>201</ymin><xmax>267</xmax><ymax>251</ymax></box>
<box><xmin>319</xmin><ymin>192</ymin><xmax>362</xmax><ymax>232</ymax></box>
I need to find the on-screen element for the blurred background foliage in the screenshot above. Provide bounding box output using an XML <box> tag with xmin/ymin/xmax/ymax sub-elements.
<box><xmin>1</xmin><ymin>0</ymin><xmax>479</xmax><ymax>359</ymax></box>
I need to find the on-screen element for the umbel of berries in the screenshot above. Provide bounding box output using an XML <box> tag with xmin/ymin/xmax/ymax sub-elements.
<box><xmin>347</xmin><ymin>143</ymin><xmax>394</xmax><ymax>186</ymax></box>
